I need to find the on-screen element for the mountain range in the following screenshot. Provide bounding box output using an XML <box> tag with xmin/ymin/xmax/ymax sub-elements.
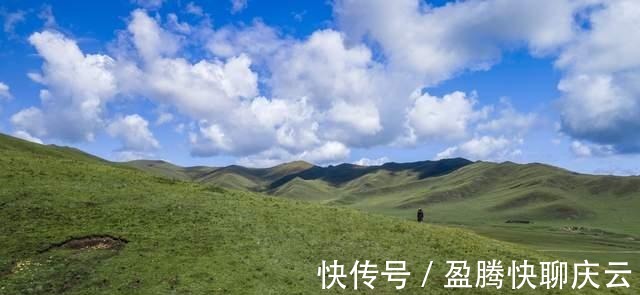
<box><xmin>126</xmin><ymin>153</ymin><xmax>640</xmax><ymax>271</ymax></box>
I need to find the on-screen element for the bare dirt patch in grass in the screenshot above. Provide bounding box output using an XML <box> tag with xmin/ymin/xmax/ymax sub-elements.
<box><xmin>39</xmin><ymin>235</ymin><xmax>128</xmax><ymax>253</ymax></box>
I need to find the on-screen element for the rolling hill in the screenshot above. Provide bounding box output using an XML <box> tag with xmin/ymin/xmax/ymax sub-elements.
<box><xmin>128</xmin><ymin>156</ymin><xmax>640</xmax><ymax>235</ymax></box>
<box><xmin>6</xmin><ymin>132</ymin><xmax>622</xmax><ymax>293</ymax></box>
<box><xmin>127</xmin><ymin>150</ymin><xmax>640</xmax><ymax>272</ymax></box>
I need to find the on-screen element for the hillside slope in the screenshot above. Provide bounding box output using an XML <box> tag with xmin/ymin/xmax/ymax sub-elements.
<box><xmin>124</xmin><ymin>147</ymin><xmax>640</xmax><ymax>272</ymax></box>
<box><xmin>127</xmin><ymin>155</ymin><xmax>640</xmax><ymax>236</ymax></box>
<box><xmin>2</xmin><ymin>133</ymin><xmax>615</xmax><ymax>294</ymax></box>
<box><xmin>125</xmin><ymin>160</ymin><xmax>216</xmax><ymax>180</ymax></box>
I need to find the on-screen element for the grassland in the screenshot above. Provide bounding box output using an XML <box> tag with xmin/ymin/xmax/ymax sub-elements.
<box><xmin>5</xmin><ymin>133</ymin><xmax>630</xmax><ymax>294</ymax></box>
<box><xmin>128</xmin><ymin>152</ymin><xmax>640</xmax><ymax>275</ymax></box>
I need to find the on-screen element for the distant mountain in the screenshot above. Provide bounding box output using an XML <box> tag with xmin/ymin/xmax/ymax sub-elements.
<box><xmin>126</xmin><ymin>157</ymin><xmax>473</xmax><ymax>192</ymax></box>
<box><xmin>125</xmin><ymin>153</ymin><xmax>640</xmax><ymax>241</ymax></box>
<box><xmin>126</xmin><ymin>159</ymin><xmax>217</xmax><ymax>181</ymax></box>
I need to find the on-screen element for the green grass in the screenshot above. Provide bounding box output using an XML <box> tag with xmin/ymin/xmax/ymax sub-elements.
<box><xmin>127</xmin><ymin>151</ymin><xmax>640</xmax><ymax>277</ymax></box>
<box><xmin>6</xmin><ymin>133</ymin><xmax>632</xmax><ymax>293</ymax></box>
<box><xmin>124</xmin><ymin>160</ymin><xmax>217</xmax><ymax>181</ymax></box>
<box><xmin>337</xmin><ymin>162</ymin><xmax>640</xmax><ymax>273</ymax></box>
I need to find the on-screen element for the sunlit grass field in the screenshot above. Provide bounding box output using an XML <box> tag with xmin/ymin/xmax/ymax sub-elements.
<box><xmin>1</xmin><ymin>133</ymin><xmax>637</xmax><ymax>294</ymax></box>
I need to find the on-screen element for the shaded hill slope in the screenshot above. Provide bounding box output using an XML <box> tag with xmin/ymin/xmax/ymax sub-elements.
<box><xmin>127</xmin><ymin>157</ymin><xmax>473</xmax><ymax>192</ymax></box>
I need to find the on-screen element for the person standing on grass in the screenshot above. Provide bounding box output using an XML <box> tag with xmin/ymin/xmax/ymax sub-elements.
<box><xmin>417</xmin><ymin>208</ymin><xmax>424</xmax><ymax>223</ymax></box>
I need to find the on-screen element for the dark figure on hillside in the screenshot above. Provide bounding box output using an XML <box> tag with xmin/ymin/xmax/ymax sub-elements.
<box><xmin>417</xmin><ymin>208</ymin><xmax>424</xmax><ymax>223</ymax></box>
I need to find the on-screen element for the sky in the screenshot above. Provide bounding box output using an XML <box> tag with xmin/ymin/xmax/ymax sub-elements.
<box><xmin>1</xmin><ymin>0</ymin><xmax>640</xmax><ymax>175</ymax></box>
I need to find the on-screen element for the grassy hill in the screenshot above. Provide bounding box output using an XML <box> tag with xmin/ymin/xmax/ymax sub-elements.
<box><xmin>124</xmin><ymin>160</ymin><xmax>216</xmax><ymax>181</ymax></box>
<box><xmin>126</xmin><ymin>150</ymin><xmax>640</xmax><ymax>274</ymax></box>
<box><xmin>5</xmin><ymin>133</ymin><xmax>624</xmax><ymax>294</ymax></box>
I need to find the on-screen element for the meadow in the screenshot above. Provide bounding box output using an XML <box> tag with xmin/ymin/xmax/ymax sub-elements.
<box><xmin>0</xmin><ymin>133</ymin><xmax>637</xmax><ymax>294</ymax></box>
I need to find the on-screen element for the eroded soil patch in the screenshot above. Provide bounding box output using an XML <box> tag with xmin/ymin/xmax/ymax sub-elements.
<box><xmin>39</xmin><ymin>235</ymin><xmax>128</xmax><ymax>253</ymax></box>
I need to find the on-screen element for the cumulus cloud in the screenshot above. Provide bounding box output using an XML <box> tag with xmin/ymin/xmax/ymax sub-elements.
<box><xmin>17</xmin><ymin>1</ymin><xmax>635</xmax><ymax>165</ymax></box>
<box><xmin>268</xmin><ymin>29</ymin><xmax>408</xmax><ymax>147</ymax></box>
<box><xmin>557</xmin><ymin>0</ymin><xmax>640</xmax><ymax>153</ymax></box>
<box><xmin>143</xmin><ymin>55</ymin><xmax>258</xmax><ymax>119</ymax></box>
<box><xmin>335</xmin><ymin>0</ymin><xmax>588</xmax><ymax>85</ymax></box>
<box><xmin>0</xmin><ymin>82</ymin><xmax>12</xmax><ymax>99</ymax></box>
<box><xmin>128</xmin><ymin>9</ymin><xmax>180</xmax><ymax>61</ymax></box>
<box><xmin>14</xmin><ymin>30</ymin><xmax>118</xmax><ymax>142</ymax></box>
<box><xmin>476</xmin><ymin>98</ymin><xmax>536</xmax><ymax>135</ymax></box>
<box><xmin>405</xmin><ymin>91</ymin><xmax>481</xmax><ymax>143</ymax></box>
<box><xmin>107</xmin><ymin>114</ymin><xmax>160</xmax><ymax>152</ymax></box>
<box><xmin>205</xmin><ymin>21</ymin><xmax>285</xmax><ymax>63</ymax></box>
<box><xmin>436</xmin><ymin>135</ymin><xmax>522</xmax><ymax>161</ymax></box>
<box><xmin>189</xmin><ymin>97</ymin><xmax>319</xmax><ymax>157</ymax></box>
<box><xmin>301</xmin><ymin>141</ymin><xmax>350</xmax><ymax>164</ymax></box>
<box><xmin>269</xmin><ymin>30</ymin><xmax>378</xmax><ymax>110</ymax></box>
<box><xmin>13</xmin><ymin>130</ymin><xmax>43</xmax><ymax>144</ymax></box>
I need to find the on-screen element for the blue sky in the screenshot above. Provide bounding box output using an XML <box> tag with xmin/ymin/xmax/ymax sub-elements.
<box><xmin>1</xmin><ymin>0</ymin><xmax>640</xmax><ymax>175</ymax></box>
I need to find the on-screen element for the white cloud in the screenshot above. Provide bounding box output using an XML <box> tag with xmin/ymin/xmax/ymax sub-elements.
<box><xmin>13</xmin><ymin>130</ymin><xmax>43</xmax><ymax>144</ymax></box>
<box><xmin>128</xmin><ymin>10</ymin><xmax>180</xmax><ymax>61</ymax></box>
<box><xmin>107</xmin><ymin>114</ymin><xmax>159</xmax><ymax>152</ymax></box>
<box><xmin>557</xmin><ymin>0</ymin><xmax>640</xmax><ymax>153</ymax></box>
<box><xmin>269</xmin><ymin>30</ymin><xmax>377</xmax><ymax>108</ymax></box>
<box><xmin>125</xmin><ymin>10</ymin><xmax>259</xmax><ymax>121</ymax></box>
<box><xmin>354</xmin><ymin>157</ymin><xmax>389</xmax><ymax>166</ymax></box>
<box><xmin>11</xmin><ymin>107</ymin><xmax>45</xmax><ymax>138</ymax></box>
<box><xmin>268</xmin><ymin>29</ymin><xmax>401</xmax><ymax>146</ymax></box>
<box><xmin>13</xmin><ymin>30</ymin><xmax>118</xmax><ymax>142</ymax></box>
<box><xmin>205</xmin><ymin>21</ymin><xmax>285</xmax><ymax>62</ymax></box>
<box><xmin>166</xmin><ymin>13</ymin><xmax>191</xmax><ymax>34</ymax></box>
<box><xmin>236</xmin><ymin>141</ymin><xmax>350</xmax><ymax>168</ymax></box>
<box><xmin>477</xmin><ymin>98</ymin><xmax>536</xmax><ymax>135</ymax></box>
<box><xmin>300</xmin><ymin>141</ymin><xmax>350</xmax><ymax>164</ymax></box>
<box><xmin>20</xmin><ymin>2</ymin><xmax>637</xmax><ymax>165</ymax></box>
<box><xmin>436</xmin><ymin>136</ymin><xmax>521</xmax><ymax>161</ymax></box>
<box><xmin>236</xmin><ymin>154</ymin><xmax>290</xmax><ymax>168</ymax></box>
<box><xmin>327</xmin><ymin>100</ymin><xmax>381</xmax><ymax>135</ymax></box>
<box><xmin>142</xmin><ymin>55</ymin><xmax>258</xmax><ymax>120</ymax></box>
<box><xmin>571</xmin><ymin>140</ymin><xmax>592</xmax><ymax>157</ymax></box>
<box><xmin>406</xmin><ymin>91</ymin><xmax>479</xmax><ymax>142</ymax></box>
<box><xmin>189</xmin><ymin>96</ymin><xmax>320</xmax><ymax>157</ymax></box>
<box><xmin>0</xmin><ymin>82</ymin><xmax>12</xmax><ymax>99</ymax></box>
<box><xmin>230</xmin><ymin>0</ymin><xmax>248</xmax><ymax>14</ymax></box>
<box><xmin>335</xmin><ymin>0</ymin><xmax>588</xmax><ymax>85</ymax></box>
<box><xmin>190</xmin><ymin>124</ymin><xmax>233</xmax><ymax>155</ymax></box>
<box><xmin>114</xmin><ymin>150</ymin><xmax>155</xmax><ymax>161</ymax></box>
<box><xmin>570</xmin><ymin>140</ymin><xmax>614</xmax><ymax>158</ymax></box>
